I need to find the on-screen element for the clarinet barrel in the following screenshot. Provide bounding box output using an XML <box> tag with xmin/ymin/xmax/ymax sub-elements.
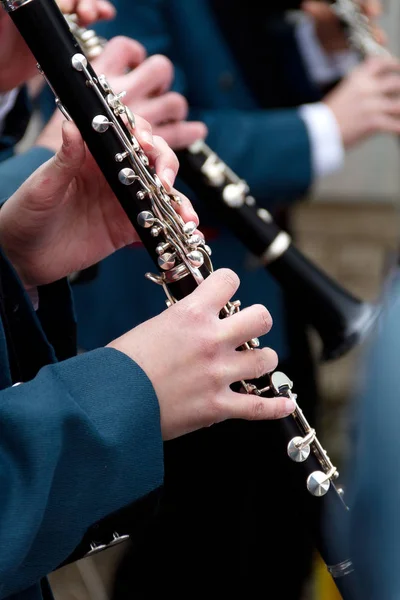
<box><xmin>177</xmin><ymin>145</ymin><xmax>379</xmax><ymax>361</ymax></box>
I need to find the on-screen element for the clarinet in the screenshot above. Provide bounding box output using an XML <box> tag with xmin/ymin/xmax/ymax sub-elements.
<box><xmin>64</xmin><ymin>12</ymin><xmax>379</xmax><ymax>363</ymax></box>
<box><xmin>2</xmin><ymin>1</ymin><xmax>359</xmax><ymax>596</ymax></box>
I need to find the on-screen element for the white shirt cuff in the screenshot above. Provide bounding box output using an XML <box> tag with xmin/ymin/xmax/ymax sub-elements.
<box><xmin>292</xmin><ymin>11</ymin><xmax>359</xmax><ymax>85</ymax></box>
<box><xmin>299</xmin><ymin>102</ymin><xmax>345</xmax><ymax>179</ymax></box>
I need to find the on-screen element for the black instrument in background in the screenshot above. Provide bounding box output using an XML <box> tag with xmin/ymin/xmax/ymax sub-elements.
<box><xmin>3</xmin><ymin>0</ymin><xmax>361</xmax><ymax>596</ymax></box>
<box><xmin>178</xmin><ymin>144</ymin><xmax>379</xmax><ymax>361</ymax></box>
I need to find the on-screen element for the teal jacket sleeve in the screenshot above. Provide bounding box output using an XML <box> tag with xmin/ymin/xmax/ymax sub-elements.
<box><xmin>191</xmin><ymin>107</ymin><xmax>311</xmax><ymax>203</ymax></box>
<box><xmin>0</xmin><ymin>348</ymin><xmax>163</xmax><ymax>598</ymax></box>
<box><xmin>90</xmin><ymin>0</ymin><xmax>312</xmax><ymax>204</ymax></box>
<box><xmin>0</xmin><ymin>146</ymin><xmax>54</xmax><ymax>205</ymax></box>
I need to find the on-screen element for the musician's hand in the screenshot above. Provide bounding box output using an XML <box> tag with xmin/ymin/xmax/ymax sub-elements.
<box><xmin>37</xmin><ymin>37</ymin><xmax>207</xmax><ymax>152</ymax></box>
<box><xmin>301</xmin><ymin>1</ymin><xmax>385</xmax><ymax>53</ymax></box>
<box><xmin>57</xmin><ymin>0</ymin><xmax>115</xmax><ymax>25</ymax></box>
<box><xmin>324</xmin><ymin>56</ymin><xmax>400</xmax><ymax>147</ymax></box>
<box><xmin>108</xmin><ymin>268</ymin><xmax>296</xmax><ymax>439</ymax></box>
<box><xmin>0</xmin><ymin>121</ymin><xmax>198</xmax><ymax>289</ymax></box>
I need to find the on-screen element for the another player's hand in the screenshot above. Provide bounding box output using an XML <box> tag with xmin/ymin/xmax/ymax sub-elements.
<box><xmin>324</xmin><ymin>56</ymin><xmax>400</xmax><ymax>147</ymax></box>
<box><xmin>37</xmin><ymin>37</ymin><xmax>207</xmax><ymax>152</ymax></box>
<box><xmin>0</xmin><ymin>121</ymin><xmax>197</xmax><ymax>289</ymax></box>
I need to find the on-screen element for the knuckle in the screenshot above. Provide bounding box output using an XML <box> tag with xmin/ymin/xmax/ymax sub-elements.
<box><xmin>207</xmin><ymin>360</ymin><xmax>224</xmax><ymax>393</ymax></box>
<box><xmin>262</xmin><ymin>347</ymin><xmax>278</xmax><ymax>372</ymax></box>
<box><xmin>150</xmin><ymin>54</ymin><xmax>174</xmax><ymax>81</ymax></box>
<box><xmin>253</xmin><ymin>304</ymin><xmax>273</xmax><ymax>334</ymax></box>
<box><xmin>251</xmin><ymin>348</ymin><xmax>277</xmax><ymax>380</ymax></box>
<box><xmin>202</xmin><ymin>334</ymin><xmax>220</xmax><ymax>362</ymax></box>
<box><xmin>253</xmin><ymin>351</ymin><xmax>268</xmax><ymax>379</ymax></box>
<box><xmin>169</xmin><ymin>92</ymin><xmax>188</xmax><ymax>118</ymax></box>
<box><xmin>217</xmin><ymin>268</ymin><xmax>240</xmax><ymax>294</ymax></box>
<box><xmin>180</xmin><ymin>298</ymin><xmax>206</xmax><ymax>325</ymax></box>
<box><xmin>249</xmin><ymin>398</ymin><xmax>266</xmax><ymax>421</ymax></box>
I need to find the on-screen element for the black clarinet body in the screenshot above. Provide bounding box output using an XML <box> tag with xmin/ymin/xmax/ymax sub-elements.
<box><xmin>3</xmin><ymin>0</ymin><xmax>361</xmax><ymax>596</ymax></box>
<box><xmin>178</xmin><ymin>144</ymin><xmax>379</xmax><ymax>361</ymax></box>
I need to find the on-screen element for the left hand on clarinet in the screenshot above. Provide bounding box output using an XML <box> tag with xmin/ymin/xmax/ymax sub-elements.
<box><xmin>0</xmin><ymin>120</ymin><xmax>198</xmax><ymax>291</ymax></box>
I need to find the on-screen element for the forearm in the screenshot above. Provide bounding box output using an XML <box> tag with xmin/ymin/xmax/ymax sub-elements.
<box><xmin>0</xmin><ymin>348</ymin><xmax>163</xmax><ymax>597</ymax></box>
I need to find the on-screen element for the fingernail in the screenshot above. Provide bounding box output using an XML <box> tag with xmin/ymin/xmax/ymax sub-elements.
<box><xmin>284</xmin><ymin>397</ymin><xmax>296</xmax><ymax>415</ymax></box>
<box><xmin>163</xmin><ymin>168</ymin><xmax>176</xmax><ymax>191</ymax></box>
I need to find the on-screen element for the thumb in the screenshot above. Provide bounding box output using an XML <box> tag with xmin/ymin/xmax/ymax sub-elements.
<box><xmin>38</xmin><ymin>121</ymin><xmax>86</xmax><ymax>202</ymax></box>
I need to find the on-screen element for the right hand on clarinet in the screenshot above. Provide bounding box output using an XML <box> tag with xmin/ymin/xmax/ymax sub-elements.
<box><xmin>108</xmin><ymin>269</ymin><xmax>296</xmax><ymax>441</ymax></box>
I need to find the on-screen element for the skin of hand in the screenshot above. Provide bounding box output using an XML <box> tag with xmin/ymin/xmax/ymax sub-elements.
<box><xmin>0</xmin><ymin>120</ymin><xmax>197</xmax><ymax>290</ymax></box>
<box><xmin>301</xmin><ymin>0</ymin><xmax>385</xmax><ymax>53</ymax></box>
<box><xmin>108</xmin><ymin>268</ymin><xmax>296</xmax><ymax>440</ymax></box>
<box><xmin>0</xmin><ymin>0</ymin><xmax>115</xmax><ymax>92</ymax></box>
<box><xmin>324</xmin><ymin>56</ymin><xmax>400</xmax><ymax>147</ymax></box>
<box><xmin>36</xmin><ymin>36</ymin><xmax>207</xmax><ymax>152</ymax></box>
